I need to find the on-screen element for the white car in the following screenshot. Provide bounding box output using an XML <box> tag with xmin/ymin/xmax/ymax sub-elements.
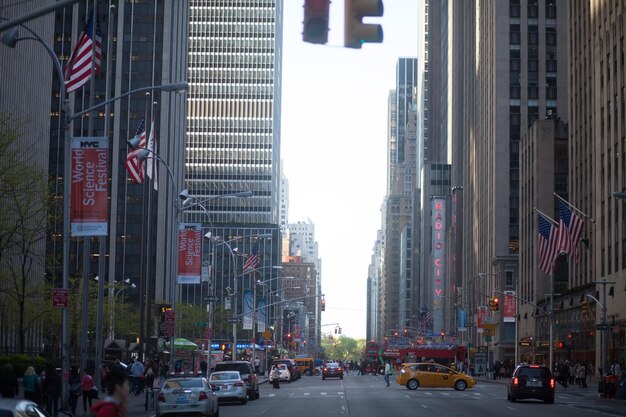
<box><xmin>209</xmin><ymin>371</ymin><xmax>248</xmax><ymax>404</ymax></box>
<box><xmin>0</xmin><ymin>399</ymin><xmax>59</xmax><ymax>417</ymax></box>
<box><xmin>270</xmin><ymin>364</ymin><xmax>291</xmax><ymax>383</ymax></box>
<box><xmin>156</xmin><ymin>377</ymin><xmax>219</xmax><ymax>417</ymax></box>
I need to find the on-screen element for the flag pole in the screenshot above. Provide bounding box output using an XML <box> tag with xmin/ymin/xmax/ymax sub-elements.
<box><xmin>554</xmin><ymin>193</ymin><xmax>595</xmax><ymax>223</ymax></box>
<box><xmin>533</xmin><ymin>207</ymin><xmax>558</xmax><ymax>226</ymax></box>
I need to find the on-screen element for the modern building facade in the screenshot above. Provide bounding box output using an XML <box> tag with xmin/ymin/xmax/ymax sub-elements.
<box><xmin>184</xmin><ymin>0</ymin><xmax>284</xmax><ymax>225</ymax></box>
<box><xmin>567</xmin><ymin>0</ymin><xmax>626</xmax><ymax>368</ymax></box>
<box><xmin>279</xmin><ymin>165</ymin><xmax>289</xmax><ymax>231</ymax></box>
<box><xmin>0</xmin><ymin>1</ymin><xmax>55</xmax><ymax>354</ymax></box>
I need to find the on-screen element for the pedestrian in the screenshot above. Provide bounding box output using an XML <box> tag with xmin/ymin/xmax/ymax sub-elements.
<box><xmin>90</xmin><ymin>370</ymin><xmax>129</xmax><ymax>417</ymax></box>
<box><xmin>271</xmin><ymin>366</ymin><xmax>280</xmax><ymax>389</ymax></box>
<box><xmin>580</xmin><ymin>362</ymin><xmax>588</xmax><ymax>388</ymax></box>
<box><xmin>144</xmin><ymin>361</ymin><xmax>156</xmax><ymax>391</ymax></box>
<box><xmin>384</xmin><ymin>361</ymin><xmax>392</xmax><ymax>387</ymax></box>
<box><xmin>23</xmin><ymin>366</ymin><xmax>41</xmax><ymax>404</ymax></box>
<box><xmin>82</xmin><ymin>369</ymin><xmax>96</xmax><ymax>413</ymax></box>
<box><xmin>254</xmin><ymin>357</ymin><xmax>260</xmax><ymax>375</ymax></box>
<box><xmin>198</xmin><ymin>360</ymin><xmax>207</xmax><ymax>378</ymax></box>
<box><xmin>100</xmin><ymin>364</ymin><xmax>109</xmax><ymax>393</ymax></box>
<box><xmin>68</xmin><ymin>367</ymin><xmax>81</xmax><ymax>415</ymax></box>
<box><xmin>42</xmin><ymin>365</ymin><xmax>61</xmax><ymax>417</ymax></box>
<box><xmin>0</xmin><ymin>364</ymin><xmax>19</xmax><ymax>398</ymax></box>
<box><xmin>157</xmin><ymin>361</ymin><xmax>168</xmax><ymax>387</ymax></box>
<box><xmin>130</xmin><ymin>359</ymin><xmax>144</xmax><ymax>395</ymax></box>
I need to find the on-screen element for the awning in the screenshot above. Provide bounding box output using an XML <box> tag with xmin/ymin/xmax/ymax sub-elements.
<box><xmin>169</xmin><ymin>338</ymin><xmax>198</xmax><ymax>351</ymax></box>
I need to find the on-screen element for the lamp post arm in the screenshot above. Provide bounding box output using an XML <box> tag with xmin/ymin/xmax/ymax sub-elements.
<box><xmin>70</xmin><ymin>84</ymin><xmax>185</xmax><ymax>120</ymax></box>
<box><xmin>585</xmin><ymin>293</ymin><xmax>604</xmax><ymax>310</ymax></box>
<box><xmin>234</xmin><ymin>293</ymin><xmax>323</xmax><ymax>318</ymax></box>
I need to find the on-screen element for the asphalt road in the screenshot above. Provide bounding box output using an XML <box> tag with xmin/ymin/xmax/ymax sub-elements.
<box><xmin>214</xmin><ymin>373</ymin><xmax>626</xmax><ymax>417</ymax></box>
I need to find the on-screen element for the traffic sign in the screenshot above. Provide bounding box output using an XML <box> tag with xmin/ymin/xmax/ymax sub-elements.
<box><xmin>194</xmin><ymin>322</ymin><xmax>208</xmax><ymax>327</ymax></box>
<box><xmin>205</xmin><ymin>327</ymin><xmax>213</xmax><ymax>339</ymax></box>
<box><xmin>203</xmin><ymin>295</ymin><xmax>219</xmax><ymax>302</ymax></box>
<box><xmin>263</xmin><ymin>330</ymin><xmax>272</xmax><ymax>340</ymax></box>
<box><xmin>52</xmin><ymin>288</ymin><xmax>69</xmax><ymax>308</ymax></box>
<box><xmin>596</xmin><ymin>323</ymin><xmax>611</xmax><ymax>331</ymax></box>
<box><xmin>228</xmin><ymin>318</ymin><xmax>240</xmax><ymax>324</ymax></box>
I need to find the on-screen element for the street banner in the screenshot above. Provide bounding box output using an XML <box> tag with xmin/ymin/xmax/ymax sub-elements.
<box><xmin>457</xmin><ymin>308</ymin><xmax>467</xmax><ymax>332</ymax></box>
<box><xmin>164</xmin><ymin>309</ymin><xmax>175</xmax><ymax>337</ymax></box>
<box><xmin>476</xmin><ymin>306</ymin><xmax>487</xmax><ymax>333</ymax></box>
<box><xmin>71</xmin><ymin>137</ymin><xmax>109</xmax><ymax>236</ymax></box>
<box><xmin>257</xmin><ymin>298</ymin><xmax>266</xmax><ymax>333</ymax></box>
<box><xmin>504</xmin><ymin>291</ymin><xmax>516</xmax><ymax>322</ymax></box>
<box><xmin>52</xmin><ymin>288</ymin><xmax>69</xmax><ymax>308</ymax></box>
<box><xmin>243</xmin><ymin>290</ymin><xmax>253</xmax><ymax>330</ymax></box>
<box><xmin>431</xmin><ymin>198</ymin><xmax>446</xmax><ymax>333</ymax></box>
<box><xmin>177</xmin><ymin>223</ymin><xmax>202</xmax><ymax>284</ymax></box>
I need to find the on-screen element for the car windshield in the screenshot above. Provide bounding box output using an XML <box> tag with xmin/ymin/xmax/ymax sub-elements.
<box><xmin>215</xmin><ymin>364</ymin><xmax>249</xmax><ymax>374</ymax></box>
<box><xmin>210</xmin><ymin>372</ymin><xmax>240</xmax><ymax>381</ymax></box>
<box><xmin>164</xmin><ymin>378</ymin><xmax>204</xmax><ymax>389</ymax></box>
<box><xmin>517</xmin><ymin>367</ymin><xmax>551</xmax><ymax>379</ymax></box>
<box><xmin>327</xmin><ymin>363</ymin><xmax>339</xmax><ymax>368</ymax></box>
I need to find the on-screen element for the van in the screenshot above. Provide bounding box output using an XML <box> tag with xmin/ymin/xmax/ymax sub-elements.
<box><xmin>294</xmin><ymin>358</ymin><xmax>318</xmax><ymax>376</ymax></box>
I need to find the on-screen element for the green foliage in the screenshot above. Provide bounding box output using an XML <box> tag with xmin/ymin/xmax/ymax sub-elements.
<box><xmin>0</xmin><ymin>355</ymin><xmax>46</xmax><ymax>376</ymax></box>
<box><xmin>321</xmin><ymin>336</ymin><xmax>366</xmax><ymax>361</ymax></box>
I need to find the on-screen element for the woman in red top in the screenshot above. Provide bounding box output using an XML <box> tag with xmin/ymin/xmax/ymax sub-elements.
<box><xmin>90</xmin><ymin>370</ymin><xmax>129</xmax><ymax>417</ymax></box>
<box><xmin>81</xmin><ymin>370</ymin><xmax>96</xmax><ymax>413</ymax></box>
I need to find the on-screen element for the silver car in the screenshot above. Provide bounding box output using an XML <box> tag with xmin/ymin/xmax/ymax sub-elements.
<box><xmin>209</xmin><ymin>371</ymin><xmax>248</xmax><ymax>404</ymax></box>
<box><xmin>156</xmin><ymin>377</ymin><xmax>219</xmax><ymax>417</ymax></box>
<box><xmin>0</xmin><ymin>399</ymin><xmax>55</xmax><ymax>417</ymax></box>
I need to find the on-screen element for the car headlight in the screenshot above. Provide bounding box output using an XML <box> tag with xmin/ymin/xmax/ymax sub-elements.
<box><xmin>400</xmin><ymin>369</ymin><xmax>406</xmax><ymax>374</ymax></box>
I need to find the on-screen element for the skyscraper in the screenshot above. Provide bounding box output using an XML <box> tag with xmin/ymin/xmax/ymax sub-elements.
<box><xmin>184</xmin><ymin>0</ymin><xmax>284</xmax><ymax>225</ymax></box>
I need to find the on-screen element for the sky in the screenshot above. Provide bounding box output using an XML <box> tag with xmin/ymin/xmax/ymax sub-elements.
<box><xmin>281</xmin><ymin>1</ymin><xmax>418</xmax><ymax>339</ymax></box>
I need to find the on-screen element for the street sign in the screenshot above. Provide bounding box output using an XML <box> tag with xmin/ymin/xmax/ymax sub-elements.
<box><xmin>596</xmin><ymin>323</ymin><xmax>611</xmax><ymax>331</ymax></box>
<box><xmin>194</xmin><ymin>322</ymin><xmax>208</xmax><ymax>327</ymax></box>
<box><xmin>52</xmin><ymin>288</ymin><xmax>69</xmax><ymax>308</ymax></box>
<box><xmin>263</xmin><ymin>330</ymin><xmax>272</xmax><ymax>340</ymax></box>
<box><xmin>228</xmin><ymin>318</ymin><xmax>240</xmax><ymax>324</ymax></box>
<box><xmin>203</xmin><ymin>295</ymin><xmax>219</xmax><ymax>302</ymax></box>
<box><xmin>164</xmin><ymin>310</ymin><xmax>175</xmax><ymax>337</ymax></box>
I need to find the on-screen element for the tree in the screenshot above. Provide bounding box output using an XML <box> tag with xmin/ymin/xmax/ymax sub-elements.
<box><xmin>321</xmin><ymin>336</ymin><xmax>366</xmax><ymax>361</ymax></box>
<box><xmin>0</xmin><ymin>114</ymin><xmax>49</xmax><ymax>354</ymax></box>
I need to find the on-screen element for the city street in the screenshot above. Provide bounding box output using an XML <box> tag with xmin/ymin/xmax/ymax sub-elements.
<box><xmin>211</xmin><ymin>374</ymin><xmax>626</xmax><ymax>417</ymax></box>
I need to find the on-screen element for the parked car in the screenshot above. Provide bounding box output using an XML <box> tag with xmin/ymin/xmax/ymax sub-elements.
<box><xmin>507</xmin><ymin>365</ymin><xmax>555</xmax><ymax>403</ymax></box>
<box><xmin>0</xmin><ymin>399</ymin><xmax>57</xmax><ymax>417</ymax></box>
<box><xmin>156</xmin><ymin>377</ymin><xmax>219</xmax><ymax>417</ymax></box>
<box><xmin>396</xmin><ymin>363</ymin><xmax>475</xmax><ymax>391</ymax></box>
<box><xmin>213</xmin><ymin>361</ymin><xmax>259</xmax><ymax>400</ymax></box>
<box><xmin>272</xmin><ymin>359</ymin><xmax>299</xmax><ymax>381</ymax></box>
<box><xmin>322</xmin><ymin>362</ymin><xmax>343</xmax><ymax>380</ymax></box>
<box><xmin>209</xmin><ymin>371</ymin><xmax>248</xmax><ymax>404</ymax></box>
<box><xmin>269</xmin><ymin>364</ymin><xmax>291</xmax><ymax>383</ymax></box>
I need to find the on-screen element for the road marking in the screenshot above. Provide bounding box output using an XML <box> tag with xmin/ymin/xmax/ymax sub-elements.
<box><xmin>404</xmin><ymin>394</ymin><xmax>410</xmax><ymax>398</ymax></box>
<box><xmin>422</xmin><ymin>405</ymin><xmax>428</xmax><ymax>409</ymax></box>
<box><xmin>490</xmin><ymin>393</ymin><xmax>498</xmax><ymax>396</ymax></box>
<box><xmin>424</xmin><ymin>392</ymin><xmax>433</xmax><ymax>396</ymax></box>
<box><xmin>441</xmin><ymin>392</ymin><xmax>450</xmax><ymax>396</ymax></box>
<box><xmin>321</xmin><ymin>392</ymin><xmax>327</xmax><ymax>396</ymax></box>
<box><xmin>473</xmin><ymin>392</ymin><xmax>482</xmax><ymax>396</ymax></box>
<box><xmin>303</xmin><ymin>392</ymin><xmax>310</xmax><ymax>396</ymax></box>
<box><xmin>268</xmin><ymin>393</ymin><xmax>275</xmax><ymax>398</ymax></box>
<box><xmin>337</xmin><ymin>392</ymin><xmax>344</xmax><ymax>395</ymax></box>
<box><xmin>507</xmin><ymin>407</ymin><xmax>517</xmax><ymax>411</ymax></box>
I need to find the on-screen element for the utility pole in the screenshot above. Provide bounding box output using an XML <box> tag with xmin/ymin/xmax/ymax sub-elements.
<box><xmin>589</xmin><ymin>279</ymin><xmax>615</xmax><ymax>376</ymax></box>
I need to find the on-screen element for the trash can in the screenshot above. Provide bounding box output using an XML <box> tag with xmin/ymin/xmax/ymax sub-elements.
<box><xmin>602</xmin><ymin>375</ymin><xmax>618</xmax><ymax>398</ymax></box>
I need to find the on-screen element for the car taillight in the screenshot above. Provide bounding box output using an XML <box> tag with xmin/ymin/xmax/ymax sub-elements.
<box><xmin>198</xmin><ymin>392</ymin><xmax>208</xmax><ymax>401</ymax></box>
<box><xmin>234</xmin><ymin>382</ymin><xmax>245</xmax><ymax>387</ymax></box>
<box><xmin>513</xmin><ymin>377</ymin><xmax>518</xmax><ymax>386</ymax></box>
<box><xmin>157</xmin><ymin>393</ymin><xmax>166</xmax><ymax>402</ymax></box>
<box><xmin>323</xmin><ymin>368</ymin><xmax>328</xmax><ymax>371</ymax></box>
<box><xmin>550</xmin><ymin>378</ymin><xmax>555</xmax><ymax>389</ymax></box>
<box><xmin>338</xmin><ymin>368</ymin><xmax>342</xmax><ymax>371</ymax></box>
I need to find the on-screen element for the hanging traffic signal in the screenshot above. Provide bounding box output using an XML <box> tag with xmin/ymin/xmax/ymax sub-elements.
<box><xmin>344</xmin><ymin>0</ymin><xmax>384</xmax><ymax>49</ymax></box>
<box><xmin>338</xmin><ymin>327</ymin><xmax>342</xmax><ymax>334</ymax></box>
<box><xmin>493</xmin><ymin>297</ymin><xmax>500</xmax><ymax>311</ymax></box>
<box><xmin>303</xmin><ymin>0</ymin><xmax>330</xmax><ymax>44</ymax></box>
<box><xmin>321</xmin><ymin>296</ymin><xmax>326</xmax><ymax>311</ymax></box>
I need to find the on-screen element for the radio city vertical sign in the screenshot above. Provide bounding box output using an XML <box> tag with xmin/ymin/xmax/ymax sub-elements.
<box><xmin>177</xmin><ymin>223</ymin><xmax>202</xmax><ymax>284</ymax></box>
<box><xmin>432</xmin><ymin>198</ymin><xmax>446</xmax><ymax>332</ymax></box>
<box><xmin>71</xmin><ymin>137</ymin><xmax>109</xmax><ymax>236</ymax></box>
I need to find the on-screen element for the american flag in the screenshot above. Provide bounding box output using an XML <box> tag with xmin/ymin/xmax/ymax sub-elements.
<box><xmin>538</xmin><ymin>213</ymin><xmax>560</xmax><ymax>274</ymax></box>
<box><xmin>242</xmin><ymin>241</ymin><xmax>261</xmax><ymax>273</ymax></box>
<box><xmin>125</xmin><ymin>120</ymin><xmax>146</xmax><ymax>184</ymax></box>
<box><xmin>557</xmin><ymin>199</ymin><xmax>584</xmax><ymax>262</ymax></box>
<box><xmin>64</xmin><ymin>10</ymin><xmax>102</xmax><ymax>93</ymax></box>
<box><xmin>557</xmin><ymin>218</ymin><xmax>571</xmax><ymax>256</ymax></box>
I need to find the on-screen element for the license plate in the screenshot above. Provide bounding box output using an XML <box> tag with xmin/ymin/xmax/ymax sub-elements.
<box><xmin>222</xmin><ymin>385</ymin><xmax>229</xmax><ymax>390</ymax></box>
<box><xmin>176</xmin><ymin>395</ymin><xmax>188</xmax><ymax>404</ymax></box>
<box><xmin>527</xmin><ymin>381</ymin><xmax>541</xmax><ymax>387</ymax></box>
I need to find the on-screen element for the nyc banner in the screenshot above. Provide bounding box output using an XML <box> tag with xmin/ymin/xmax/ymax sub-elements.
<box><xmin>503</xmin><ymin>291</ymin><xmax>516</xmax><ymax>323</ymax></box>
<box><xmin>71</xmin><ymin>137</ymin><xmax>109</xmax><ymax>236</ymax></box>
<box><xmin>257</xmin><ymin>298</ymin><xmax>266</xmax><ymax>333</ymax></box>
<box><xmin>243</xmin><ymin>290</ymin><xmax>253</xmax><ymax>330</ymax></box>
<box><xmin>177</xmin><ymin>223</ymin><xmax>202</xmax><ymax>284</ymax></box>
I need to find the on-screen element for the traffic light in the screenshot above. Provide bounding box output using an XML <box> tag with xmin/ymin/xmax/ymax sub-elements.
<box><xmin>303</xmin><ymin>0</ymin><xmax>330</xmax><ymax>44</ymax></box>
<box><xmin>321</xmin><ymin>296</ymin><xmax>326</xmax><ymax>311</ymax></box>
<box><xmin>440</xmin><ymin>331</ymin><xmax>444</xmax><ymax>341</ymax></box>
<box><xmin>493</xmin><ymin>297</ymin><xmax>499</xmax><ymax>311</ymax></box>
<box><xmin>581</xmin><ymin>299</ymin><xmax>590</xmax><ymax>316</ymax></box>
<box><xmin>344</xmin><ymin>0</ymin><xmax>384</xmax><ymax>49</ymax></box>
<box><xmin>338</xmin><ymin>327</ymin><xmax>342</xmax><ymax>334</ymax></box>
<box><xmin>220</xmin><ymin>342</ymin><xmax>231</xmax><ymax>353</ymax></box>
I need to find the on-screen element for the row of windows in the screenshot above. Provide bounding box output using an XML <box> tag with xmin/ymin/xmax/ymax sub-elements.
<box><xmin>189</xmin><ymin>53</ymin><xmax>275</xmax><ymax>65</ymax></box>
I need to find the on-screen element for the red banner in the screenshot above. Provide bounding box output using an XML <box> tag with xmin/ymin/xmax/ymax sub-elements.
<box><xmin>476</xmin><ymin>306</ymin><xmax>487</xmax><ymax>332</ymax></box>
<box><xmin>503</xmin><ymin>291</ymin><xmax>516</xmax><ymax>323</ymax></box>
<box><xmin>71</xmin><ymin>137</ymin><xmax>109</xmax><ymax>236</ymax></box>
<box><xmin>177</xmin><ymin>223</ymin><xmax>202</xmax><ymax>284</ymax></box>
<box><xmin>52</xmin><ymin>288</ymin><xmax>69</xmax><ymax>308</ymax></box>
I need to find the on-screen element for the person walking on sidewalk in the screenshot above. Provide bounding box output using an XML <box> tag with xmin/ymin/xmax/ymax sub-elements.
<box><xmin>90</xmin><ymin>370</ymin><xmax>129</xmax><ymax>417</ymax></box>
<box><xmin>23</xmin><ymin>367</ymin><xmax>41</xmax><ymax>404</ymax></box>
<box><xmin>82</xmin><ymin>369</ymin><xmax>96</xmax><ymax>414</ymax></box>
<box><xmin>384</xmin><ymin>361</ymin><xmax>392</xmax><ymax>387</ymax></box>
<box><xmin>0</xmin><ymin>364</ymin><xmax>19</xmax><ymax>398</ymax></box>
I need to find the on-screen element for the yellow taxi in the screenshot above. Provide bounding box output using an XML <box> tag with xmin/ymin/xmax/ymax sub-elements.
<box><xmin>396</xmin><ymin>362</ymin><xmax>476</xmax><ymax>391</ymax></box>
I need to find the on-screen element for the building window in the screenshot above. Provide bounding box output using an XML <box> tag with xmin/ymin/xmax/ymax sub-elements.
<box><xmin>505</xmin><ymin>271</ymin><xmax>514</xmax><ymax>287</ymax></box>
